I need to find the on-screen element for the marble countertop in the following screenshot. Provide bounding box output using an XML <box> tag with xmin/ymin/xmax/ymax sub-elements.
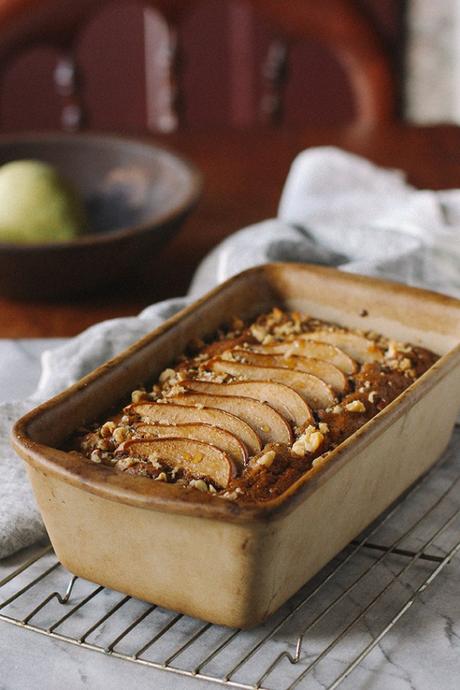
<box><xmin>1</xmin><ymin>338</ymin><xmax>459</xmax><ymax>690</ymax></box>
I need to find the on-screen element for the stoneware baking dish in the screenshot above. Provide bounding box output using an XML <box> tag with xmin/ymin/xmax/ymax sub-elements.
<box><xmin>12</xmin><ymin>264</ymin><xmax>460</xmax><ymax>628</ymax></box>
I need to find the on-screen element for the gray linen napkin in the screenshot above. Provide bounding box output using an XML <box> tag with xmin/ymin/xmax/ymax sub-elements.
<box><xmin>1</xmin><ymin>146</ymin><xmax>459</xmax><ymax>558</ymax></box>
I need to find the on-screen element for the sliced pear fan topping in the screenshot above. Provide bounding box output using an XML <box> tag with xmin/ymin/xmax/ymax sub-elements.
<box><xmin>135</xmin><ymin>423</ymin><xmax>247</xmax><ymax>468</ymax></box>
<box><xmin>250</xmin><ymin>339</ymin><xmax>357</xmax><ymax>375</ymax></box>
<box><xmin>168</xmin><ymin>393</ymin><xmax>292</xmax><ymax>445</ymax></box>
<box><xmin>180</xmin><ymin>379</ymin><xmax>313</xmax><ymax>428</ymax></box>
<box><xmin>208</xmin><ymin>359</ymin><xmax>336</xmax><ymax>410</ymax></box>
<box><xmin>297</xmin><ymin>331</ymin><xmax>384</xmax><ymax>364</ymax></box>
<box><xmin>124</xmin><ymin>438</ymin><xmax>235</xmax><ymax>488</ymax></box>
<box><xmin>130</xmin><ymin>402</ymin><xmax>262</xmax><ymax>456</ymax></box>
<box><xmin>230</xmin><ymin>350</ymin><xmax>348</xmax><ymax>393</ymax></box>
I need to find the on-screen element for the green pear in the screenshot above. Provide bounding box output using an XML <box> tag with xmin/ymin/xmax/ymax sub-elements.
<box><xmin>0</xmin><ymin>160</ymin><xmax>86</xmax><ymax>244</ymax></box>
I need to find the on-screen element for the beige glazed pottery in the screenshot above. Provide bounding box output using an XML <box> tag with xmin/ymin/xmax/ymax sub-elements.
<box><xmin>12</xmin><ymin>264</ymin><xmax>460</xmax><ymax>628</ymax></box>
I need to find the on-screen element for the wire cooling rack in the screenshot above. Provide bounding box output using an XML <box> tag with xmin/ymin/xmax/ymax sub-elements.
<box><xmin>1</xmin><ymin>424</ymin><xmax>460</xmax><ymax>690</ymax></box>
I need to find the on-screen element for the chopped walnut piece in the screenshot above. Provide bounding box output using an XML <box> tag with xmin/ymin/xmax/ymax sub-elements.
<box><xmin>115</xmin><ymin>457</ymin><xmax>135</xmax><ymax>471</ymax></box>
<box><xmin>385</xmin><ymin>342</ymin><xmax>398</xmax><ymax>359</ymax></box>
<box><xmin>250</xmin><ymin>324</ymin><xmax>268</xmax><ymax>342</ymax></box>
<box><xmin>113</xmin><ymin>427</ymin><xmax>128</xmax><ymax>445</ymax></box>
<box><xmin>189</xmin><ymin>479</ymin><xmax>209</xmax><ymax>492</ymax></box>
<box><xmin>100</xmin><ymin>421</ymin><xmax>116</xmax><ymax>437</ymax></box>
<box><xmin>221</xmin><ymin>488</ymin><xmax>242</xmax><ymax>500</ymax></box>
<box><xmin>159</xmin><ymin>368</ymin><xmax>176</xmax><ymax>383</ymax></box>
<box><xmin>131</xmin><ymin>389</ymin><xmax>149</xmax><ymax>403</ymax></box>
<box><xmin>292</xmin><ymin>426</ymin><xmax>324</xmax><ymax>456</ymax></box>
<box><xmin>399</xmin><ymin>357</ymin><xmax>412</xmax><ymax>371</ymax></box>
<box><xmin>255</xmin><ymin>450</ymin><xmax>276</xmax><ymax>468</ymax></box>
<box><xmin>90</xmin><ymin>450</ymin><xmax>101</xmax><ymax>464</ymax></box>
<box><xmin>155</xmin><ymin>472</ymin><xmax>167</xmax><ymax>482</ymax></box>
<box><xmin>345</xmin><ymin>400</ymin><xmax>366</xmax><ymax>413</ymax></box>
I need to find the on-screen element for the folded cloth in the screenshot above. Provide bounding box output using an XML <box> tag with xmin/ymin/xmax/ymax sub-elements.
<box><xmin>190</xmin><ymin>147</ymin><xmax>460</xmax><ymax>297</ymax></box>
<box><xmin>1</xmin><ymin>146</ymin><xmax>459</xmax><ymax>558</ymax></box>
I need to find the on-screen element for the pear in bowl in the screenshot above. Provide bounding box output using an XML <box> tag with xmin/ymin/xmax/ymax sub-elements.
<box><xmin>0</xmin><ymin>160</ymin><xmax>86</xmax><ymax>244</ymax></box>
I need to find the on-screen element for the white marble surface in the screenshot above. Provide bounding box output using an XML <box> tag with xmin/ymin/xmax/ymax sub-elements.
<box><xmin>0</xmin><ymin>338</ymin><xmax>459</xmax><ymax>690</ymax></box>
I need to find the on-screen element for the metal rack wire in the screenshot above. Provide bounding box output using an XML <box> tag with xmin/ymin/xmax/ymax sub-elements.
<box><xmin>2</xmin><ymin>424</ymin><xmax>460</xmax><ymax>690</ymax></box>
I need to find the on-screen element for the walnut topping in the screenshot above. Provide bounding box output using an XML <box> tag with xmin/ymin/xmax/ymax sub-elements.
<box><xmin>255</xmin><ymin>450</ymin><xmax>276</xmax><ymax>468</ymax></box>
<box><xmin>385</xmin><ymin>342</ymin><xmax>398</xmax><ymax>359</ymax></box>
<box><xmin>189</xmin><ymin>479</ymin><xmax>209</xmax><ymax>492</ymax></box>
<box><xmin>166</xmin><ymin>384</ymin><xmax>186</xmax><ymax>397</ymax></box>
<box><xmin>131</xmin><ymin>389</ymin><xmax>149</xmax><ymax>403</ymax></box>
<box><xmin>250</xmin><ymin>323</ymin><xmax>268</xmax><ymax>342</ymax></box>
<box><xmin>291</xmin><ymin>439</ymin><xmax>305</xmax><ymax>457</ymax></box>
<box><xmin>345</xmin><ymin>400</ymin><xmax>366</xmax><ymax>413</ymax></box>
<box><xmin>100</xmin><ymin>421</ymin><xmax>116</xmax><ymax>437</ymax></box>
<box><xmin>113</xmin><ymin>426</ymin><xmax>128</xmax><ymax>445</ymax></box>
<box><xmin>90</xmin><ymin>450</ymin><xmax>101</xmax><ymax>464</ymax></box>
<box><xmin>159</xmin><ymin>368</ymin><xmax>176</xmax><ymax>383</ymax></box>
<box><xmin>273</xmin><ymin>321</ymin><xmax>299</xmax><ymax>337</ymax></box>
<box><xmin>399</xmin><ymin>357</ymin><xmax>412</xmax><ymax>371</ymax></box>
<box><xmin>221</xmin><ymin>488</ymin><xmax>243</xmax><ymax>500</ymax></box>
<box><xmin>292</xmin><ymin>426</ymin><xmax>324</xmax><ymax>456</ymax></box>
<box><xmin>73</xmin><ymin>306</ymin><xmax>438</xmax><ymax>503</ymax></box>
<box><xmin>115</xmin><ymin>457</ymin><xmax>135</xmax><ymax>471</ymax></box>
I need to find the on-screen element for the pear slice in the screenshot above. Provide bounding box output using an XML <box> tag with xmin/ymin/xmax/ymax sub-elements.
<box><xmin>298</xmin><ymin>331</ymin><xmax>383</xmax><ymax>364</ymax></box>
<box><xmin>123</xmin><ymin>438</ymin><xmax>235</xmax><ymax>488</ymax></box>
<box><xmin>180</xmin><ymin>379</ymin><xmax>313</xmax><ymax>428</ymax></box>
<box><xmin>168</xmin><ymin>393</ymin><xmax>292</xmax><ymax>445</ymax></box>
<box><xmin>250</xmin><ymin>340</ymin><xmax>357</xmax><ymax>375</ymax></box>
<box><xmin>230</xmin><ymin>350</ymin><xmax>347</xmax><ymax>393</ymax></box>
<box><xmin>209</xmin><ymin>360</ymin><xmax>336</xmax><ymax>410</ymax></box>
<box><xmin>130</xmin><ymin>402</ymin><xmax>261</xmax><ymax>456</ymax></box>
<box><xmin>135</xmin><ymin>423</ymin><xmax>247</xmax><ymax>468</ymax></box>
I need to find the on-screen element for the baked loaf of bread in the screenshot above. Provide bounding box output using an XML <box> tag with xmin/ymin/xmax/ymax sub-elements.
<box><xmin>72</xmin><ymin>308</ymin><xmax>438</xmax><ymax>502</ymax></box>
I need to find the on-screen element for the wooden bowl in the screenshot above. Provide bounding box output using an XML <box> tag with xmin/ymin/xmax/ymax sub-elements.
<box><xmin>0</xmin><ymin>132</ymin><xmax>202</xmax><ymax>299</ymax></box>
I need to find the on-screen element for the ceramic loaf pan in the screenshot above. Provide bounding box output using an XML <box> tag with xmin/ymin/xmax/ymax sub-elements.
<box><xmin>12</xmin><ymin>264</ymin><xmax>460</xmax><ymax>628</ymax></box>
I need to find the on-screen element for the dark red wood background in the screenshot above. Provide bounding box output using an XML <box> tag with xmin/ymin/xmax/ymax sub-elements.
<box><xmin>0</xmin><ymin>0</ymin><xmax>405</xmax><ymax>132</ymax></box>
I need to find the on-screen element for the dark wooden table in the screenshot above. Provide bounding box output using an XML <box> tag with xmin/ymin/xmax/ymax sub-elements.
<box><xmin>1</xmin><ymin>124</ymin><xmax>459</xmax><ymax>337</ymax></box>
